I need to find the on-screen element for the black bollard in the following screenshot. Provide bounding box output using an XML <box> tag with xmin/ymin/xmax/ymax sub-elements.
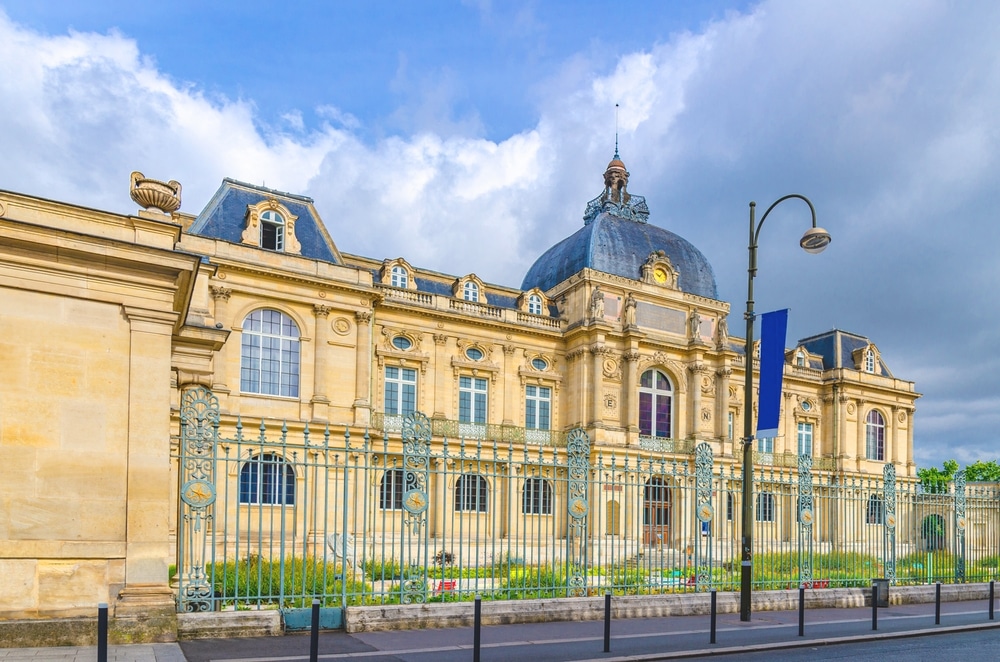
<box><xmin>871</xmin><ymin>584</ymin><xmax>878</xmax><ymax>631</ymax></box>
<box><xmin>935</xmin><ymin>582</ymin><xmax>941</xmax><ymax>625</ymax></box>
<box><xmin>710</xmin><ymin>590</ymin><xmax>717</xmax><ymax>644</ymax></box>
<box><xmin>310</xmin><ymin>599</ymin><xmax>320</xmax><ymax>662</ymax></box>
<box><xmin>604</xmin><ymin>591</ymin><xmax>611</xmax><ymax>652</ymax></box>
<box><xmin>798</xmin><ymin>585</ymin><xmax>805</xmax><ymax>637</ymax></box>
<box><xmin>990</xmin><ymin>580</ymin><xmax>995</xmax><ymax>621</ymax></box>
<box><xmin>97</xmin><ymin>603</ymin><xmax>108</xmax><ymax>662</ymax></box>
<box><xmin>474</xmin><ymin>594</ymin><xmax>482</xmax><ymax>662</ymax></box>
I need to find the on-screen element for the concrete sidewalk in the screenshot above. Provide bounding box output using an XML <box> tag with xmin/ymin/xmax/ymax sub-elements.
<box><xmin>4</xmin><ymin>597</ymin><xmax>999</xmax><ymax>662</ymax></box>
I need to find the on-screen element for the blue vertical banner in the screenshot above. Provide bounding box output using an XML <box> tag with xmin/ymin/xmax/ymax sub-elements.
<box><xmin>756</xmin><ymin>309</ymin><xmax>788</xmax><ymax>439</ymax></box>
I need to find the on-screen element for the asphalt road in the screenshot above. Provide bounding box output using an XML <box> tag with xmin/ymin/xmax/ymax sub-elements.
<box><xmin>179</xmin><ymin>600</ymin><xmax>1000</xmax><ymax>662</ymax></box>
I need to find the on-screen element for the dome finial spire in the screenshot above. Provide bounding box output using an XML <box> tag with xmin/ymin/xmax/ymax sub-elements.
<box><xmin>614</xmin><ymin>103</ymin><xmax>620</xmax><ymax>159</ymax></box>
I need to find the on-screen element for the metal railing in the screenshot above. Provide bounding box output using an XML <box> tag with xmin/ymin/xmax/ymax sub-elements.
<box><xmin>175</xmin><ymin>396</ymin><xmax>1000</xmax><ymax>619</ymax></box>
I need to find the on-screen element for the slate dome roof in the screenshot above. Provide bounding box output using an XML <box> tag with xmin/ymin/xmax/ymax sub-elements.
<box><xmin>520</xmin><ymin>156</ymin><xmax>718</xmax><ymax>299</ymax></box>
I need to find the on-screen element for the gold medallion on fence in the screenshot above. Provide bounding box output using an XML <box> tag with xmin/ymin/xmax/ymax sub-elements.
<box><xmin>799</xmin><ymin>508</ymin><xmax>813</xmax><ymax>525</ymax></box>
<box><xmin>403</xmin><ymin>489</ymin><xmax>429</xmax><ymax>514</ymax></box>
<box><xmin>568</xmin><ymin>496</ymin><xmax>589</xmax><ymax>518</ymax></box>
<box><xmin>957</xmin><ymin>516</ymin><xmax>966</xmax><ymax>531</ymax></box>
<box><xmin>886</xmin><ymin>514</ymin><xmax>896</xmax><ymax>528</ymax></box>
<box><xmin>180</xmin><ymin>479</ymin><xmax>216</xmax><ymax>507</ymax></box>
<box><xmin>697</xmin><ymin>503</ymin><xmax>714</xmax><ymax>523</ymax></box>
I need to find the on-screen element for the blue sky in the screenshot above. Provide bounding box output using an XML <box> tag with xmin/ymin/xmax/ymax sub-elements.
<box><xmin>1</xmin><ymin>0</ymin><xmax>998</xmax><ymax>470</ymax></box>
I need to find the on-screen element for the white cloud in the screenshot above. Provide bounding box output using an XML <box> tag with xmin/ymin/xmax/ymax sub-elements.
<box><xmin>1</xmin><ymin>2</ymin><xmax>999</xmax><ymax>466</ymax></box>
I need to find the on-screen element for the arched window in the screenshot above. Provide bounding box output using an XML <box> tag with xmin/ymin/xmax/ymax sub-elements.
<box><xmin>260</xmin><ymin>210</ymin><xmax>284</xmax><ymax>251</ymax></box>
<box><xmin>240</xmin><ymin>309</ymin><xmax>300</xmax><ymax>397</ymax></box>
<box><xmin>390</xmin><ymin>265</ymin><xmax>408</xmax><ymax>288</ymax></box>
<box><xmin>463</xmin><ymin>281</ymin><xmax>479</xmax><ymax>302</ymax></box>
<box><xmin>639</xmin><ymin>369</ymin><xmax>673</xmax><ymax>438</ymax></box>
<box><xmin>864</xmin><ymin>348</ymin><xmax>876</xmax><ymax>373</ymax></box>
<box><xmin>379</xmin><ymin>468</ymin><xmax>416</xmax><ymax>510</ymax></box>
<box><xmin>455</xmin><ymin>473</ymin><xmax>488</xmax><ymax>512</ymax></box>
<box><xmin>527</xmin><ymin>294</ymin><xmax>543</xmax><ymax>316</ymax></box>
<box><xmin>522</xmin><ymin>477</ymin><xmax>552</xmax><ymax>515</ymax></box>
<box><xmin>866</xmin><ymin>494</ymin><xmax>884</xmax><ymax>524</ymax></box>
<box><xmin>865</xmin><ymin>410</ymin><xmax>885</xmax><ymax>461</ymax></box>
<box><xmin>239</xmin><ymin>453</ymin><xmax>295</xmax><ymax>505</ymax></box>
<box><xmin>756</xmin><ymin>492</ymin><xmax>775</xmax><ymax>522</ymax></box>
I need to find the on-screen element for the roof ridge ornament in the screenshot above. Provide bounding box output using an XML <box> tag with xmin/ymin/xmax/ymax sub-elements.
<box><xmin>583</xmin><ymin>151</ymin><xmax>650</xmax><ymax>225</ymax></box>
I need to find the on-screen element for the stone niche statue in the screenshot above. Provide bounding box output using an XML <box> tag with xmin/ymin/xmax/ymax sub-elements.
<box><xmin>716</xmin><ymin>316</ymin><xmax>728</xmax><ymax>349</ymax></box>
<box><xmin>689</xmin><ymin>308</ymin><xmax>702</xmax><ymax>340</ymax></box>
<box><xmin>624</xmin><ymin>293</ymin><xmax>637</xmax><ymax>327</ymax></box>
<box><xmin>591</xmin><ymin>286</ymin><xmax>605</xmax><ymax>319</ymax></box>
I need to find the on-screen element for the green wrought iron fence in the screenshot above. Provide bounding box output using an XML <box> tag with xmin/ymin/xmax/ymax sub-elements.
<box><xmin>175</xmin><ymin>392</ymin><xmax>1000</xmax><ymax>619</ymax></box>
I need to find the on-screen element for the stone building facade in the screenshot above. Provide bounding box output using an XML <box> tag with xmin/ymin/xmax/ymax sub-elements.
<box><xmin>0</xmin><ymin>157</ymin><xmax>919</xmax><ymax>638</ymax></box>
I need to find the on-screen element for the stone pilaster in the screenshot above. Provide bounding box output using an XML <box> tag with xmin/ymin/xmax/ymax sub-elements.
<box><xmin>353</xmin><ymin>310</ymin><xmax>372</xmax><ymax>427</ymax></box>
<box><xmin>311</xmin><ymin>304</ymin><xmax>332</xmax><ymax>420</ymax></box>
<box><xmin>209</xmin><ymin>285</ymin><xmax>232</xmax><ymax>394</ymax></box>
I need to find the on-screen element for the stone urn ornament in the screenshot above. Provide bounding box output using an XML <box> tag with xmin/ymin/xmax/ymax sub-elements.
<box><xmin>130</xmin><ymin>171</ymin><xmax>182</xmax><ymax>214</ymax></box>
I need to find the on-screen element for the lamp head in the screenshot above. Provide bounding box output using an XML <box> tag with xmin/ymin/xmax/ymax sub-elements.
<box><xmin>799</xmin><ymin>226</ymin><xmax>831</xmax><ymax>254</ymax></box>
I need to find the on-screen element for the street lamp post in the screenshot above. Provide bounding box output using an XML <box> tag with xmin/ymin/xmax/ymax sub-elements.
<box><xmin>740</xmin><ymin>195</ymin><xmax>830</xmax><ymax>622</ymax></box>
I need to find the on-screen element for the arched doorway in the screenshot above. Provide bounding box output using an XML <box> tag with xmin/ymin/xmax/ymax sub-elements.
<box><xmin>643</xmin><ymin>477</ymin><xmax>671</xmax><ymax>545</ymax></box>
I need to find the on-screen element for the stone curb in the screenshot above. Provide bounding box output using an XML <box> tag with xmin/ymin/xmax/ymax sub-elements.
<box><xmin>571</xmin><ymin>619</ymin><xmax>1000</xmax><ymax>661</ymax></box>
<box><xmin>344</xmin><ymin>582</ymin><xmax>992</xmax><ymax>633</ymax></box>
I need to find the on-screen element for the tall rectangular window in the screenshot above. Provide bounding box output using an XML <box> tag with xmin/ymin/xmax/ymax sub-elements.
<box><xmin>756</xmin><ymin>437</ymin><xmax>774</xmax><ymax>453</ymax></box>
<box><xmin>459</xmin><ymin>376</ymin><xmax>488</xmax><ymax>424</ymax></box>
<box><xmin>756</xmin><ymin>492</ymin><xmax>775</xmax><ymax>522</ymax></box>
<box><xmin>797</xmin><ymin>422</ymin><xmax>814</xmax><ymax>456</ymax></box>
<box><xmin>384</xmin><ymin>366</ymin><xmax>417</xmax><ymax>415</ymax></box>
<box><xmin>728</xmin><ymin>412</ymin><xmax>734</xmax><ymax>441</ymax></box>
<box><xmin>525</xmin><ymin>385</ymin><xmax>551</xmax><ymax>430</ymax></box>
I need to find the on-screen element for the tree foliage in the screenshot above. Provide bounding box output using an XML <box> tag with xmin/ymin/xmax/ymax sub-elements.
<box><xmin>917</xmin><ymin>459</ymin><xmax>958</xmax><ymax>494</ymax></box>
<box><xmin>918</xmin><ymin>459</ymin><xmax>1000</xmax><ymax>492</ymax></box>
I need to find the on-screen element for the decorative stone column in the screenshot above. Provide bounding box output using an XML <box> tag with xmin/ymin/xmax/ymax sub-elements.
<box><xmin>624</xmin><ymin>350</ymin><xmax>641</xmax><ymax>437</ymax></box>
<box><xmin>716</xmin><ymin>367</ymin><xmax>732</xmax><ymax>454</ymax></box>
<box><xmin>311</xmin><ymin>305</ymin><xmax>332</xmax><ymax>421</ymax></box>
<box><xmin>432</xmin><ymin>334</ymin><xmax>448</xmax><ymax>418</ymax></box>
<box><xmin>906</xmin><ymin>408</ymin><xmax>916</xmax><ymax>476</ymax></box>
<box><xmin>591</xmin><ymin>344</ymin><xmax>606</xmax><ymax>427</ymax></box>
<box><xmin>782</xmin><ymin>392</ymin><xmax>795</xmax><ymax>455</ymax></box>
<box><xmin>353</xmin><ymin>310</ymin><xmax>373</xmax><ymax>427</ymax></box>
<box><xmin>688</xmin><ymin>362</ymin><xmax>706</xmax><ymax>440</ymax></box>
<box><xmin>502</xmin><ymin>344</ymin><xmax>517</xmax><ymax>425</ymax></box>
<box><xmin>854</xmin><ymin>398</ymin><xmax>866</xmax><ymax>470</ymax></box>
<box><xmin>209</xmin><ymin>285</ymin><xmax>232</xmax><ymax>394</ymax></box>
<box><xmin>890</xmin><ymin>406</ymin><xmax>900</xmax><ymax>467</ymax></box>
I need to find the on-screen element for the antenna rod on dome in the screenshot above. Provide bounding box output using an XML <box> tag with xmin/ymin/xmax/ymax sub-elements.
<box><xmin>614</xmin><ymin>103</ymin><xmax>620</xmax><ymax>158</ymax></box>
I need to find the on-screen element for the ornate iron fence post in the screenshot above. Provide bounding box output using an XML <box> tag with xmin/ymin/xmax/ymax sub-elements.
<box><xmin>797</xmin><ymin>454</ymin><xmax>814</xmax><ymax>587</ymax></box>
<box><xmin>882</xmin><ymin>463</ymin><xmax>896</xmax><ymax>584</ymax></box>
<box><xmin>177</xmin><ymin>386</ymin><xmax>220</xmax><ymax>612</ymax></box>
<box><xmin>565</xmin><ymin>428</ymin><xmax>590</xmax><ymax>596</ymax></box>
<box><xmin>401</xmin><ymin>412</ymin><xmax>432</xmax><ymax>603</ymax></box>
<box><xmin>955</xmin><ymin>470</ymin><xmax>966</xmax><ymax>583</ymax></box>
<box><xmin>694</xmin><ymin>442</ymin><xmax>714</xmax><ymax>591</ymax></box>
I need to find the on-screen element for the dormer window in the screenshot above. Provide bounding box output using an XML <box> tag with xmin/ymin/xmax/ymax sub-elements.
<box><xmin>260</xmin><ymin>210</ymin><xmax>284</xmax><ymax>251</ymax></box>
<box><xmin>864</xmin><ymin>349</ymin><xmax>876</xmax><ymax>373</ymax></box>
<box><xmin>391</xmin><ymin>265</ymin><xmax>408</xmax><ymax>288</ymax></box>
<box><xmin>464</xmin><ymin>281</ymin><xmax>479</xmax><ymax>302</ymax></box>
<box><xmin>528</xmin><ymin>294</ymin><xmax>542</xmax><ymax>315</ymax></box>
<box><xmin>796</xmin><ymin>351</ymin><xmax>806</xmax><ymax>367</ymax></box>
<box><xmin>241</xmin><ymin>199</ymin><xmax>301</xmax><ymax>254</ymax></box>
